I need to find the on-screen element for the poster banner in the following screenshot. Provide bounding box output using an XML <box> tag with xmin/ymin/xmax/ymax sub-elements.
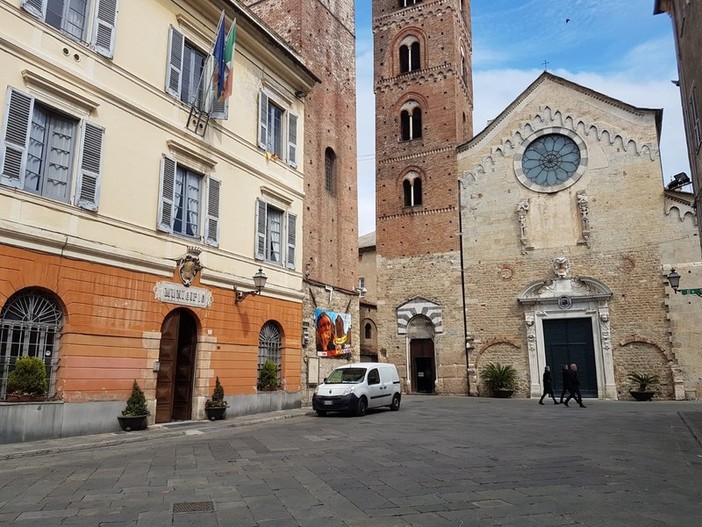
<box><xmin>315</xmin><ymin>309</ymin><xmax>352</xmax><ymax>358</ymax></box>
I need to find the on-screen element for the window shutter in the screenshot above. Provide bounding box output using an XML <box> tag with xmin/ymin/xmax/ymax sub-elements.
<box><xmin>76</xmin><ymin>121</ymin><xmax>103</xmax><ymax>211</ymax></box>
<box><xmin>166</xmin><ymin>27</ymin><xmax>184</xmax><ymax>98</ymax></box>
<box><xmin>255</xmin><ymin>198</ymin><xmax>267</xmax><ymax>260</ymax></box>
<box><xmin>258</xmin><ymin>91</ymin><xmax>269</xmax><ymax>149</ymax></box>
<box><xmin>157</xmin><ymin>155</ymin><xmax>177</xmax><ymax>232</ymax></box>
<box><xmin>0</xmin><ymin>88</ymin><xmax>33</xmax><ymax>189</ymax></box>
<box><xmin>286</xmin><ymin>212</ymin><xmax>297</xmax><ymax>270</ymax></box>
<box><xmin>92</xmin><ymin>0</ymin><xmax>119</xmax><ymax>58</ymax></box>
<box><xmin>21</xmin><ymin>0</ymin><xmax>45</xmax><ymax>18</ymax></box>
<box><xmin>205</xmin><ymin>176</ymin><xmax>220</xmax><ymax>245</ymax></box>
<box><xmin>287</xmin><ymin>113</ymin><xmax>298</xmax><ymax>167</ymax></box>
<box><xmin>211</xmin><ymin>97</ymin><xmax>228</xmax><ymax>121</ymax></box>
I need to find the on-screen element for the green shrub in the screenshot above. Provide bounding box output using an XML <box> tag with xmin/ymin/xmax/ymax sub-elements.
<box><xmin>6</xmin><ymin>356</ymin><xmax>48</xmax><ymax>396</ymax></box>
<box><xmin>479</xmin><ymin>362</ymin><xmax>517</xmax><ymax>392</ymax></box>
<box><xmin>122</xmin><ymin>380</ymin><xmax>149</xmax><ymax>416</ymax></box>
<box><xmin>258</xmin><ymin>360</ymin><xmax>278</xmax><ymax>391</ymax></box>
<box><xmin>205</xmin><ymin>376</ymin><xmax>228</xmax><ymax>408</ymax></box>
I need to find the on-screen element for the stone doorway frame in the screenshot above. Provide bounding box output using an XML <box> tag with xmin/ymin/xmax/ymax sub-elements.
<box><xmin>517</xmin><ymin>258</ymin><xmax>616</xmax><ymax>399</ymax></box>
<box><xmin>397</xmin><ymin>297</ymin><xmax>443</xmax><ymax>393</ymax></box>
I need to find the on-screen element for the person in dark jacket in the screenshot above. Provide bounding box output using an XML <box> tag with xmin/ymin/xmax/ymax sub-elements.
<box><xmin>538</xmin><ymin>365</ymin><xmax>559</xmax><ymax>405</ymax></box>
<box><xmin>559</xmin><ymin>364</ymin><xmax>570</xmax><ymax>404</ymax></box>
<box><xmin>564</xmin><ymin>363</ymin><xmax>586</xmax><ymax>408</ymax></box>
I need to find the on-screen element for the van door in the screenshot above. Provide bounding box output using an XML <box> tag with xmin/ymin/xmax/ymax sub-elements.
<box><xmin>366</xmin><ymin>367</ymin><xmax>385</xmax><ymax>408</ymax></box>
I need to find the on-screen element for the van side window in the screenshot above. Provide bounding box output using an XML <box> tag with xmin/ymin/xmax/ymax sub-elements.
<box><xmin>368</xmin><ymin>368</ymin><xmax>380</xmax><ymax>385</ymax></box>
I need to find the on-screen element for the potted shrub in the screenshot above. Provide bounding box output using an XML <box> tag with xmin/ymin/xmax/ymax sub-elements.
<box><xmin>480</xmin><ymin>362</ymin><xmax>517</xmax><ymax>398</ymax></box>
<box><xmin>205</xmin><ymin>376</ymin><xmax>228</xmax><ymax>420</ymax></box>
<box><xmin>117</xmin><ymin>380</ymin><xmax>149</xmax><ymax>431</ymax></box>
<box><xmin>258</xmin><ymin>360</ymin><xmax>278</xmax><ymax>391</ymax></box>
<box><xmin>5</xmin><ymin>356</ymin><xmax>48</xmax><ymax>401</ymax></box>
<box><xmin>627</xmin><ymin>371</ymin><xmax>660</xmax><ymax>401</ymax></box>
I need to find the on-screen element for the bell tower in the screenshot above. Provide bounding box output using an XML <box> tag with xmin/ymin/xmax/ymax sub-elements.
<box><xmin>373</xmin><ymin>0</ymin><xmax>473</xmax><ymax>394</ymax></box>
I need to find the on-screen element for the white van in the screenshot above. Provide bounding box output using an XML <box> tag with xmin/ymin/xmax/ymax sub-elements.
<box><xmin>312</xmin><ymin>362</ymin><xmax>401</xmax><ymax>416</ymax></box>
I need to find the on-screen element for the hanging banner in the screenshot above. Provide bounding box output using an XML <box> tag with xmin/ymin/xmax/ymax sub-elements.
<box><xmin>314</xmin><ymin>309</ymin><xmax>352</xmax><ymax>358</ymax></box>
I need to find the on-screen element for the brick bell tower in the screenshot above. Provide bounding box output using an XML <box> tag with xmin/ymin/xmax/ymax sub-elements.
<box><xmin>373</xmin><ymin>0</ymin><xmax>473</xmax><ymax>394</ymax></box>
<box><xmin>243</xmin><ymin>1</ymin><xmax>360</xmax><ymax>393</ymax></box>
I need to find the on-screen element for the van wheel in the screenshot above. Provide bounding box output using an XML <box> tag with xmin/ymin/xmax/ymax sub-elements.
<box><xmin>355</xmin><ymin>396</ymin><xmax>368</xmax><ymax>416</ymax></box>
<box><xmin>316</xmin><ymin>409</ymin><xmax>327</xmax><ymax>416</ymax></box>
<box><xmin>390</xmin><ymin>393</ymin><xmax>401</xmax><ymax>411</ymax></box>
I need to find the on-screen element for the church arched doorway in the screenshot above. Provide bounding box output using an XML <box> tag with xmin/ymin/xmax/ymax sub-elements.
<box><xmin>155</xmin><ymin>308</ymin><xmax>198</xmax><ymax>423</ymax></box>
<box><xmin>407</xmin><ymin>315</ymin><xmax>436</xmax><ymax>394</ymax></box>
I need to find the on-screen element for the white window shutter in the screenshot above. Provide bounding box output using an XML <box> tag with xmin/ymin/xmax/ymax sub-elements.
<box><xmin>157</xmin><ymin>155</ymin><xmax>177</xmax><ymax>232</ymax></box>
<box><xmin>211</xmin><ymin>98</ymin><xmax>228</xmax><ymax>121</ymax></box>
<box><xmin>21</xmin><ymin>0</ymin><xmax>45</xmax><ymax>18</ymax></box>
<box><xmin>166</xmin><ymin>27</ymin><xmax>184</xmax><ymax>98</ymax></box>
<box><xmin>286</xmin><ymin>212</ymin><xmax>297</xmax><ymax>270</ymax></box>
<box><xmin>255</xmin><ymin>198</ymin><xmax>267</xmax><ymax>260</ymax></box>
<box><xmin>287</xmin><ymin>113</ymin><xmax>298</xmax><ymax>167</ymax></box>
<box><xmin>76</xmin><ymin>121</ymin><xmax>104</xmax><ymax>211</ymax></box>
<box><xmin>92</xmin><ymin>0</ymin><xmax>119</xmax><ymax>58</ymax></box>
<box><xmin>258</xmin><ymin>91</ymin><xmax>269</xmax><ymax>149</ymax></box>
<box><xmin>0</xmin><ymin>88</ymin><xmax>33</xmax><ymax>189</ymax></box>
<box><xmin>205</xmin><ymin>176</ymin><xmax>220</xmax><ymax>245</ymax></box>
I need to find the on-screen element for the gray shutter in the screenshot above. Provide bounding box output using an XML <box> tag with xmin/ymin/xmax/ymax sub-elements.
<box><xmin>157</xmin><ymin>155</ymin><xmax>176</xmax><ymax>232</ymax></box>
<box><xmin>287</xmin><ymin>113</ymin><xmax>298</xmax><ymax>167</ymax></box>
<box><xmin>211</xmin><ymin>97</ymin><xmax>228</xmax><ymax>121</ymax></box>
<box><xmin>205</xmin><ymin>176</ymin><xmax>220</xmax><ymax>245</ymax></box>
<box><xmin>76</xmin><ymin>121</ymin><xmax>103</xmax><ymax>211</ymax></box>
<box><xmin>166</xmin><ymin>27</ymin><xmax>184</xmax><ymax>98</ymax></box>
<box><xmin>0</xmin><ymin>88</ymin><xmax>33</xmax><ymax>189</ymax></box>
<box><xmin>92</xmin><ymin>0</ymin><xmax>119</xmax><ymax>58</ymax></box>
<box><xmin>286</xmin><ymin>212</ymin><xmax>297</xmax><ymax>270</ymax></box>
<box><xmin>258</xmin><ymin>91</ymin><xmax>268</xmax><ymax>149</ymax></box>
<box><xmin>21</xmin><ymin>0</ymin><xmax>45</xmax><ymax>18</ymax></box>
<box><xmin>255</xmin><ymin>198</ymin><xmax>267</xmax><ymax>260</ymax></box>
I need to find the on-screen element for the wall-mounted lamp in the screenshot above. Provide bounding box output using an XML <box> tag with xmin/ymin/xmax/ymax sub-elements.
<box><xmin>667</xmin><ymin>268</ymin><xmax>702</xmax><ymax>297</ymax></box>
<box><xmin>235</xmin><ymin>268</ymin><xmax>268</xmax><ymax>303</ymax></box>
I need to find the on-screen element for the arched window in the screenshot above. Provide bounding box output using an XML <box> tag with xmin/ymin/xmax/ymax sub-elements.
<box><xmin>364</xmin><ymin>322</ymin><xmax>372</xmax><ymax>340</ymax></box>
<box><xmin>403</xmin><ymin>172</ymin><xmax>423</xmax><ymax>207</ymax></box>
<box><xmin>1</xmin><ymin>289</ymin><xmax>63</xmax><ymax>398</ymax></box>
<box><xmin>258</xmin><ymin>322</ymin><xmax>282</xmax><ymax>390</ymax></box>
<box><xmin>399</xmin><ymin>0</ymin><xmax>422</xmax><ymax>7</ymax></box>
<box><xmin>325</xmin><ymin>147</ymin><xmax>336</xmax><ymax>195</ymax></box>
<box><xmin>399</xmin><ymin>37</ymin><xmax>420</xmax><ymax>74</ymax></box>
<box><xmin>400</xmin><ymin>101</ymin><xmax>422</xmax><ymax>141</ymax></box>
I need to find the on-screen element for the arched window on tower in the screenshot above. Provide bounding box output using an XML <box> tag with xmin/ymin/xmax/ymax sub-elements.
<box><xmin>403</xmin><ymin>172</ymin><xmax>423</xmax><ymax>207</ymax></box>
<box><xmin>400</xmin><ymin>101</ymin><xmax>422</xmax><ymax>141</ymax></box>
<box><xmin>325</xmin><ymin>147</ymin><xmax>336</xmax><ymax>195</ymax></box>
<box><xmin>399</xmin><ymin>37</ymin><xmax>421</xmax><ymax>74</ymax></box>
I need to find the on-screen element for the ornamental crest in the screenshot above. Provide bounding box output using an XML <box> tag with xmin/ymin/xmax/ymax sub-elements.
<box><xmin>177</xmin><ymin>247</ymin><xmax>203</xmax><ymax>287</ymax></box>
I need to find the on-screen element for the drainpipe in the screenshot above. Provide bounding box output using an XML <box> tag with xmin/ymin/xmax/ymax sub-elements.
<box><xmin>457</xmin><ymin>178</ymin><xmax>470</xmax><ymax>395</ymax></box>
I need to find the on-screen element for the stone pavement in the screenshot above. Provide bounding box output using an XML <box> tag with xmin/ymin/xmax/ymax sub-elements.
<box><xmin>0</xmin><ymin>396</ymin><xmax>701</xmax><ymax>526</ymax></box>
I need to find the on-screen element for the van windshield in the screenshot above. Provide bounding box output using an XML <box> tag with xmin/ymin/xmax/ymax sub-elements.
<box><xmin>327</xmin><ymin>368</ymin><xmax>366</xmax><ymax>384</ymax></box>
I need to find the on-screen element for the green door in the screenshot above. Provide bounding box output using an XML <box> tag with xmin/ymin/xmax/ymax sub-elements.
<box><xmin>543</xmin><ymin>318</ymin><xmax>597</xmax><ymax>397</ymax></box>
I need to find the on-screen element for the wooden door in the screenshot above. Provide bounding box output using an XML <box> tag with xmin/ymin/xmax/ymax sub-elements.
<box><xmin>410</xmin><ymin>339</ymin><xmax>435</xmax><ymax>393</ymax></box>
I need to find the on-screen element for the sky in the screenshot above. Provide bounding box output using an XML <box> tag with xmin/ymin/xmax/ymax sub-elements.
<box><xmin>354</xmin><ymin>0</ymin><xmax>689</xmax><ymax>237</ymax></box>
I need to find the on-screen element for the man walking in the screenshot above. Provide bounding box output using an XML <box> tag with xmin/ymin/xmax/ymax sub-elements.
<box><xmin>538</xmin><ymin>365</ymin><xmax>559</xmax><ymax>405</ymax></box>
<box><xmin>559</xmin><ymin>364</ymin><xmax>570</xmax><ymax>404</ymax></box>
<box><xmin>564</xmin><ymin>363</ymin><xmax>586</xmax><ymax>408</ymax></box>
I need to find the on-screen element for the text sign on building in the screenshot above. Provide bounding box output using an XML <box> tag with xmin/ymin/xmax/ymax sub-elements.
<box><xmin>154</xmin><ymin>282</ymin><xmax>213</xmax><ymax>308</ymax></box>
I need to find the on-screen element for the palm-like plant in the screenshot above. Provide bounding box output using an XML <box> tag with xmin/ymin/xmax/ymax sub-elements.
<box><xmin>479</xmin><ymin>362</ymin><xmax>517</xmax><ymax>393</ymax></box>
<box><xmin>627</xmin><ymin>371</ymin><xmax>660</xmax><ymax>392</ymax></box>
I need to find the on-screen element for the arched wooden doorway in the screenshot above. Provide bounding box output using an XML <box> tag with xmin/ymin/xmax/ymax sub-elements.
<box><xmin>407</xmin><ymin>315</ymin><xmax>436</xmax><ymax>394</ymax></box>
<box><xmin>155</xmin><ymin>309</ymin><xmax>198</xmax><ymax>423</ymax></box>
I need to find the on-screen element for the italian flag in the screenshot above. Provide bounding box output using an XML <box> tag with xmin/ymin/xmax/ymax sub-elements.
<box><xmin>219</xmin><ymin>19</ymin><xmax>237</xmax><ymax>102</ymax></box>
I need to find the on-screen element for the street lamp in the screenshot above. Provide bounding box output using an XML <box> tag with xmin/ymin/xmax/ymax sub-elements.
<box><xmin>667</xmin><ymin>268</ymin><xmax>702</xmax><ymax>297</ymax></box>
<box><xmin>235</xmin><ymin>268</ymin><xmax>268</xmax><ymax>303</ymax></box>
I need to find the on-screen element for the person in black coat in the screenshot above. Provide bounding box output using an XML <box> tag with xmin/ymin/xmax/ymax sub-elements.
<box><xmin>559</xmin><ymin>364</ymin><xmax>570</xmax><ymax>404</ymax></box>
<box><xmin>564</xmin><ymin>363</ymin><xmax>586</xmax><ymax>408</ymax></box>
<box><xmin>538</xmin><ymin>365</ymin><xmax>559</xmax><ymax>405</ymax></box>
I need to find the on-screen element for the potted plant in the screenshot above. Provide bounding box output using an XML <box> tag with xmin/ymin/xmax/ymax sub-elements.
<box><xmin>205</xmin><ymin>376</ymin><xmax>228</xmax><ymax>420</ymax></box>
<box><xmin>117</xmin><ymin>380</ymin><xmax>149</xmax><ymax>431</ymax></box>
<box><xmin>627</xmin><ymin>371</ymin><xmax>660</xmax><ymax>401</ymax></box>
<box><xmin>5</xmin><ymin>356</ymin><xmax>48</xmax><ymax>401</ymax></box>
<box><xmin>480</xmin><ymin>362</ymin><xmax>517</xmax><ymax>398</ymax></box>
<box><xmin>258</xmin><ymin>360</ymin><xmax>278</xmax><ymax>391</ymax></box>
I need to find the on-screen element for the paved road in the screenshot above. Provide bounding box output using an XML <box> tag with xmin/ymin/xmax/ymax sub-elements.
<box><xmin>0</xmin><ymin>396</ymin><xmax>701</xmax><ymax>526</ymax></box>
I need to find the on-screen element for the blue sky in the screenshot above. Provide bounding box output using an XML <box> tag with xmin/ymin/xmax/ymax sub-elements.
<box><xmin>354</xmin><ymin>0</ymin><xmax>688</xmax><ymax>236</ymax></box>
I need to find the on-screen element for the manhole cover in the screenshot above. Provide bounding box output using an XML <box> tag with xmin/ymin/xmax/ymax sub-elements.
<box><xmin>173</xmin><ymin>501</ymin><xmax>215</xmax><ymax>513</ymax></box>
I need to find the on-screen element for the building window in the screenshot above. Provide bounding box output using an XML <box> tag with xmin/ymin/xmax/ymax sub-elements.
<box><xmin>255</xmin><ymin>199</ymin><xmax>297</xmax><ymax>268</ymax></box>
<box><xmin>359</xmin><ymin>277</ymin><xmax>365</xmax><ymax>290</ymax></box>
<box><xmin>403</xmin><ymin>174</ymin><xmax>422</xmax><ymax>207</ymax></box>
<box><xmin>157</xmin><ymin>155</ymin><xmax>220</xmax><ymax>245</ymax></box>
<box><xmin>364</xmin><ymin>322</ymin><xmax>372</xmax><ymax>340</ymax></box>
<box><xmin>1</xmin><ymin>289</ymin><xmax>63</xmax><ymax>399</ymax></box>
<box><xmin>399</xmin><ymin>38</ymin><xmax>420</xmax><ymax>74</ymax></box>
<box><xmin>258</xmin><ymin>322</ymin><xmax>281</xmax><ymax>390</ymax></box>
<box><xmin>325</xmin><ymin>147</ymin><xmax>336</xmax><ymax>195</ymax></box>
<box><xmin>400</xmin><ymin>102</ymin><xmax>422</xmax><ymax>141</ymax></box>
<box><xmin>166</xmin><ymin>28</ymin><xmax>207</xmax><ymax>108</ymax></box>
<box><xmin>258</xmin><ymin>91</ymin><xmax>298</xmax><ymax>167</ymax></box>
<box><xmin>399</xmin><ymin>0</ymin><xmax>422</xmax><ymax>7</ymax></box>
<box><xmin>22</xmin><ymin>0</ymin><xmax>119</xmax><ymax>57</ymax></box>
<box><xmin>0</xmin><ymin>88</ymin><xmax>103</xmax><ymax>210</ymax></box>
